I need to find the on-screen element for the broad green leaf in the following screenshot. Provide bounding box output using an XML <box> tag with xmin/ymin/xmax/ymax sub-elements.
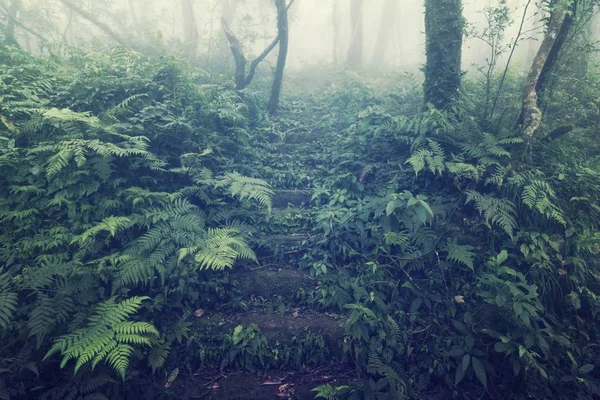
<box><xmin>461</xmin><ymin>354</ymin><xmax>471</xmax><ymax>374</ymax></box>
<box><xmin>471</xmin><ymin>357</ymin><xmax>487</xmax><ymax>388</ymax></box>
<box><xmin>496</xmin><ymin>250</ymin><xmax>508</xmax><ymax>265</ymax></box>
<box><xmin>579</xmin><ymin>364</ymin><xmax>594</xmax><ymax>375</ymax></box>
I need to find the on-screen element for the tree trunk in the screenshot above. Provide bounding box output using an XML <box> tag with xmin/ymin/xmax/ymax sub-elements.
<box><xmin>222</xmin><ymin>1</ymin><xmax>295</xmax><ymax>91</ymax></box>
<box><xmin>218</xmin><ymin>0</ymin><xmax>239</xmax><ymax>60</ymax></box>
<box><xmin>423</xmin><ymin>0</ymin><xmax>464</xmax><ymax>111</ymax></box>
<box><xmin>268</xmin><ymin>0</ymin><xmax>290</xmax><ymax>116</ymax></box>
<box><xmin>59</xmin><ymin>0</ymin><xmax>132</xmax><ymax>49</ymax></box>
<box><xmin>536</xmin><ymin>1</ymin><xmax>576</xmax><ymax>103</ymax></box>
<box><xmin>181</xmin><ymin>0</ymin><xmax>199</xmax><ymax>61</ymax></box>
<box><xmin>0</xmin><ymin>1</ymin><xmax>46</xmax><ymax>47</ymax></box>
<box><xmin>4</xmin><ymin>0</ymin><xmax>21</xmax><ymax>46</ymax></box>
<box><xmin>221</xmin><ymin>19</ymin><xmax>248</xmax><ymax>89</ymax></box>
<box><xmin>519</xmin><ymin>4</ymin><xmax>569</xmax><ymax>158</ymax></box>
<box><xmin>346</xmin><ymin>0</ymin><xmax>364</xmax><ymax>69</ymax></box>
<box><xmin>332</xmin><ymin>0</ymin><xmax>340</xmax><ymax>64</ymax></box>
<box><xmin>372</xmin><ymin>0</ymin><xmax>398</xmax><ymax>66</ymax></box>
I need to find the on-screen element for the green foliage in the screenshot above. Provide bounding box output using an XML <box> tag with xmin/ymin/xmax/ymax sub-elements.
<box><xmin>521</xmin><ymin>180</ymin><xmax>566</xmax><ymax>226</ymax></box>
<box><xmin>405</xmin><ymin>139</ymin><xmax>445</xmax><ymax>175</ymax></box>
<box><xmin>44</xmin><ymin>297</ymin><xmax>158</xmax><ymax>379</ymax></box>
<box><xmin>217</xmin><ymin>172</ymin><xmax>274</xmax><ymax>213</ymax></box>
<box><xmin>465</xmin><ymin>190</ymin><xmax>518</xmax><ymax>237</ymax></box>
<box><xmin>445</xmin><ymin>239</ymin><xmax>476</xmax><ymax>272</ymax></box>
<box><xmin>0</xmin><ymin>45</ymin><xmax>271</xmax><ymax>397</ymax></box>
<box><xmin>2</xmin><ymin>13</ymin><xmax>600</xmax><ymax>399</ymax></box>
<box><xmin>0</xmin><ymin>269</ymin><xmax>17</xmax><ymax>331</ymax></box>
<box><xmin>311</xmin><ymin>384</ymin><xmax>351</xmax><ymax>400</ymax></box>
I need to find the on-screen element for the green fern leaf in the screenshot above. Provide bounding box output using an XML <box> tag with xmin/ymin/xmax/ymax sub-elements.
<box><xmin>445</xmin><ymin>239</ymin><xmax>476</xmax><ymax>271</ymax></box>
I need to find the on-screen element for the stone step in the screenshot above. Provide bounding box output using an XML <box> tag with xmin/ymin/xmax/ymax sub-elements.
<box><xmin>272</xmin><ymin>189</ymin><xmax>313</xmax><ymax>208</ymax></box>
<box><xmin>176</xmin><ymin>367</ymin><xmax>350</xmax><ymax>399</ymax></box>
<box><xmin>267</xmin><ymin>207</ymin><xmax>313</xmax><ymax>230</ymax></box>
<box><xmin>198</xmin><ymin>310</ymin><xmax>345</xmax><ymax>357</ymax></box>
<box><xmin>232</xmin><ymin>269</ymin><xmax>315</xmax><ymax>303</ymax></box>
<box><xmin>179</xmin><ymin>311</ymin><xmax>348</xmax><ymax>399</ymax></box>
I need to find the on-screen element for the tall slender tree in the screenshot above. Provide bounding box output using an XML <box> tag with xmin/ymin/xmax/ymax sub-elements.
<box><xmin>222</xmin><ymin>0</ymin><xmax>295</xmax><ymax>93</ymax></box>
<box><xmin>268</xmin><ymin>0</ymin><xmax>291</xmax><ymax>115</ymax></box>
<box><xmin>181</xmin><ymin>0</ymin><xmax>199</xmax><ymax>61</ymax></box>
<box><xmin>346</xmin><ymin>0</ymin><xmax>364</xmax><ymax>69</ymax></box>
<box><xmin>332</xmin><ymin>0</ymin><xmax>340</xmax><ymax>64</ymax></box>
<box><xmin>3</xmin><ymin>0</ymin><xmax>22</xmax><ymax>46</ymax></box>
<box><xmin>372</xmin><ymin>0</ymin><xmax>399</xmax><ymax>66</ymax></box>
<box><xmin>218</xmin><ymin>0</ymin><xmax>239</xmax><ymax>60</ymax></box>
<box><xmin>519</xmin><ymin>0</ymin><xmax>578</xmax><ymax>158</ymax></box>
<box><xmin>423</xmin><ymin>0</ymin><xmax>464</xmax><ymax>111</ymax></box>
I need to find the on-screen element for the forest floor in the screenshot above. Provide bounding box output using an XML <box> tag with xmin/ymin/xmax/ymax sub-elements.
<box><xmin>172</xmin><ymin>98</ymin><xmax>354</xmax><ymax>399</ymax></box>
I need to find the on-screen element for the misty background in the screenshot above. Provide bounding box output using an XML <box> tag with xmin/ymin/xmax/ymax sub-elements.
<box><xmin>1</xmin><ymin>0</ymin><xmax>557</xmax><ymax>77</ymax></box>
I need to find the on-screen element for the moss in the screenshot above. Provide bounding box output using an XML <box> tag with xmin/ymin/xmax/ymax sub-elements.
<box><xmin>424</xmin><ymin>0</ymin><xmax>464</xmax><ymax>110</ymax></box>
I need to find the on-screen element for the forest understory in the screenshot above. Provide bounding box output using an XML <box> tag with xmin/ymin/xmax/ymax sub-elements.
<box><xmin>1</xmin><ymin>0</ymin><xmax>600</xmax><ymax>399</ymax></box>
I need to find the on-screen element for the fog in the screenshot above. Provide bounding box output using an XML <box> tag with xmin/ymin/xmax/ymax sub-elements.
<box><xmin>3</xmin><ymin>0</ymin><xmax>547</xmax><ymax>75</ymax></box>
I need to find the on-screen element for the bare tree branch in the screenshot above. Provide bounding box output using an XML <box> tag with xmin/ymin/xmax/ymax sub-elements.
<box><xmin>58</xmin><ymin>0</ymin><xmax>132</xmax><ymax>49</ymax></box>
<box><xmin>0</xmin><ymin>2</ymin><xmax>47</xmax><ymax>45</ymax></box>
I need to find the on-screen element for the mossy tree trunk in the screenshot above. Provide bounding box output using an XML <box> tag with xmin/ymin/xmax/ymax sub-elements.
<box><xmin>268</xmin><ymin>0</ymin><xmax>290</xmax><ymax>116</ymax></box>
<box><xmin>518</xmin><ymin>1</ymin><xmax>573</xmax><ymax>158</ymax></box>
<box><xmin>423</xmin><ymin>0</ymin><xmax>464</xmax><ymax>111</ymax></box>
<box><xmin>346</xmin><ymin>0</ymin><xmax>364</xmax><ymax>69</ymax></box>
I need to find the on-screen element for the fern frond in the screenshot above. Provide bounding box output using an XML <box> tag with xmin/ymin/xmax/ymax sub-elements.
<box><xmin>445</xmin><ymin>239</ymin><xmax>476</xmax><ymax>271</ymax></box>
<box><xmin>72</xmin><ymin>217</ymin><xmax>132</xmax><ymax>246</ymax></box>
<box><xmin>183</xmin><ymin>228</ymin><xmax>257</xmax><ymax>270</ymax></box>
<box><xmin>521</xmin><ymin>180</ymin><xmax>566</xmax><ymax>226</ymax></box>
<box><xmin>217</xmin><ymin>172</ymin><xmax>274</xmax><ymax>213</ymax></box>
<box><xmin>0</xmin><ymin>269</ymin><xmax>18</xmax><ymax>331</ymax></box>
<box><xmin>465</xmin><ymin>191</ymin><xmax>517</xmax><ymax>237</ymax></box>
<box><xmin>147</xmin><ymin>340</ymin><xmax>170</xmax><ymax>374</ymax></box>
<box><xmin>405</xmin><ymin>139</ymin><xmax>445</xmax><ymax>176</ymax></box>
<box><xmin>44</xmin><ymin>297</ymin><xmax>157</xmax><ymax>380</ymax></box>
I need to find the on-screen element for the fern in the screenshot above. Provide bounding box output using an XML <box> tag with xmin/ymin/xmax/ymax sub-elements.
<box><xmin>0</xmin><ymin>269</ymin><xmax>18</xmax><ymax>331</ymax></box>
<box><xmin>217</xmin><ymin>172</ymin><xmax>274</xmax><ymax>213</ymax></box>
<box><xmin>28</xmin><ymin>294</ymin><xmax>57</xmax><ymax>348</ymax></box>
<box><xmin>385</xmin><ymin>231</ymin><xmax>410</xmax><ymax>246</ymax></box>
<box><xmin>445</xmin><ymin>239</ymin><xmax>476</xmax><ymax>271</ymax></box>
<box><xmin>179</xmin><ymin>228</ymin><xmax>257</xmax><ymax>270</ymax></box>
<box><xmin>44</xmin><ymin>296</ymin><xmax>158</xmax><ymax>379</ymax></box>
<box><xmin>405</xmin><ymin>139</ymin><xmax>445</xmax><ymax>175</ymax></box>
<box><xmin>367</xmin><ymin>355</ymin><xmax>407</xmax><ymax>397</ymax></box>
<box><xmin>465</xmin><ymin>191</ymin><xmax>517</xmax><ymax>237</ymax></box>
<box><xmin>147</xmin><ymin>339</ymin><xmax>170</xmax><ymax>374</ymax></box>
<box><xmin>521</xmin><ymin>180</ymin><xmax>566</xmax><ymax>226</ymax></box>
<box><xmin>71</xmin><ymin>217</ymin><xmax>132</xmax><ymax>246</ymax></box>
